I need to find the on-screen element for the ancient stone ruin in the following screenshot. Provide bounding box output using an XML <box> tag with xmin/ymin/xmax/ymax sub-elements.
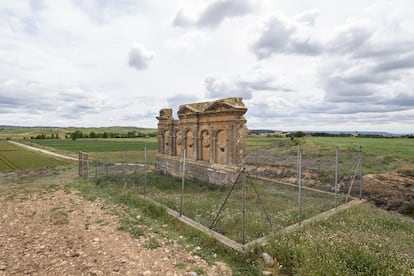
<box><xmin>155</xmin><ymin>97</ymin><xmax>248</xmax><ymax>185</ymax></box>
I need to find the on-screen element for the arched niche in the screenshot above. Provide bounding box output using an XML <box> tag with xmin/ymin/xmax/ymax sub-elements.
<box><xmin>215</xmin><ymin>129</ymin><xmax>227</xmax><ymax>164</ymax></box>
<box><xmin>175</xmin><ymin>129</ymin><xmax>182</xmax><ymax>157</ymax></box>
<box><xmin>163</xmin><ymin>129</ymin><xmax>170</xmax><ymax>155</ymax></box>
<box><xmin>200</xmin><ymin>129</ymin><xmax>211</xmax><ymax>162</ymax></box>
<box><xmin>185</xmin><ymin>129</ymin><xmax>194</xmax><ymax>159</ymax></box>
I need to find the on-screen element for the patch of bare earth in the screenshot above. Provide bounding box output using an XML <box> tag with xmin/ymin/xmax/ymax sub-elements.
<box><xmin>0</xmin><ymin>189</ymin><xmax>231</xmax><ymax>275</ymax></box>
<box><xmin>363</xmin><ymin>172</ymin><xmax>414</xmax><ymax>212</ymax></box>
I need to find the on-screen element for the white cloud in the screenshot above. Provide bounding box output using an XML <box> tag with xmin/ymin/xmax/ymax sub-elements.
<box><xmin>165</xmin><ymin>31</ymin><xmax>210</xmax><ymax>51</ymax></box>
<box><xmin>205</xmin><ymin>66</ymin><xmax>292</xmax><ymax>100</ymax></box>
<box><xmin>250</xmin><ymin>12</ymin><xmax>323</xmax><ymax>59</ymax></box>
<box><xmin>173</xmin><ymin>0</ymin><xmax>256</xmax><ymax>28</ymax></box>
<box><xmin>128</xmin><ymin>43</ymin><xmax>156</xmax><ymax>70</ymax></box>
<box><xmin>294</xmin><ymin>9</ymin><xmax>319</xmax><ymax>26</ymax></box>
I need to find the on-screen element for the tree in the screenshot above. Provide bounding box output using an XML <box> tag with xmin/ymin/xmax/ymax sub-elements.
<box><xmin>71</xmin><ymin>130</ymin><xmax>83</xmax><ymax>140</ymax></box>
<box><xmin>294</xmin><ymin>131</ymin><xmax>306</xmax><ymax>138</ymax></box>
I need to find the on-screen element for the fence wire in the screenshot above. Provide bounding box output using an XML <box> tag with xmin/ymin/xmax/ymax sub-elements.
<box><xmin>78</xmin><ymin>139</ymin><xmax>363</xmax><ymax>244</ymax></box>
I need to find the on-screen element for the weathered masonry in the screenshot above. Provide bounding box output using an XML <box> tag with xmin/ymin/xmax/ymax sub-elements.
<box><xmin>155</xmin><ymin>97</ymin><xmax>248</xmax><ymax>185</ymax></box>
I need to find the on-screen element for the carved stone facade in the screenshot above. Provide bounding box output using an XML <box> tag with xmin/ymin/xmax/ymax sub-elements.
<box><xmin>155</xmin><ymin>97</ymin><xmax>248</xmax><ymax>185</ymax></box>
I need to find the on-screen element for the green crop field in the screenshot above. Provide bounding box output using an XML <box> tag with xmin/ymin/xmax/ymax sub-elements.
<box><xmin>0</xmin><ymin>141</ymin><xmax>68</xmax><ymax>170</ymax></box>
<box><xmin>27</xmin><ymin>138</ymin><xmax>158</xmax><ymax>152</ymax></box>
<box><xmin>25</xmin><ymin>138</ymin><xmax>158</xmax><ymax>164</ymax></box>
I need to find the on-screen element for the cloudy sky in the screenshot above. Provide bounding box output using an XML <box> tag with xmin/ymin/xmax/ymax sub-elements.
<box><xmin>1</xmin><ymin>0</ymin><xmax>414</xmax><ymax>133</ymax></box>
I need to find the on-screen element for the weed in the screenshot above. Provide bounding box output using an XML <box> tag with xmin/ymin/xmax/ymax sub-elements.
<box><xmin>401</xmin><ymin>203</ymin><xmax>414</xmax><ymax>217</ymax></box>
<box><xmin>50</xmin><ymin>207</ymin><xmax>69</xmax><ymax>225</ymax></box>
<box><xmin>191</xmin><ymin>266</ymin><xmax>205</xmax><ymax>275</ymax></box>
<box><xmin>267</xmin><ymin>204</ymin><xmax>414</xmax><ymax>275</ymax></box>
<box><xmin>398</xmin><ymin>168</ymin><xmax>414</xmax><ymax>177</ymax></box>
<box><xmin>175</xmin><ymin>262</ymin><xmax>186</xmax><ymax>269</ymax></box>
<box><xmin>130</xmin><ymin>226</ymin><xmax>144</xmax><ymax>238</ymax></box>
<box><xmin>145</xmin><ymin>237</ymin><xmax>160</xmax><ymax>249</ymax></box>
<box><xmin>143</xmin><ymin>202</ymin><xmax>166</xmax><ymax>218</ymax></box>
<box><xmin>95</xmin><ymin>219</ymin><xmax>108</xmax><ymax>226</ymax></box>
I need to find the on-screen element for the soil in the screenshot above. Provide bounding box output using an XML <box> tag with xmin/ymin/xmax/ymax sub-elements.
<box><xmin>0</xmin><ymin>169</ymin><xmax>232</xmax><ymax>276</ymax></box>
<box><xmin>363</xmin><ymin>172</ymin><xmax>414</xmax><ymax>213</ymax></box>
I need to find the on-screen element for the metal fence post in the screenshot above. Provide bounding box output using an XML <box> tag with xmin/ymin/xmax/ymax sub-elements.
<box><xmin>298</xmin><ymin>146</ymin><xmax>302</xmax><ymax>225</ymax></box>
<box><xmin>359</xmin><ymin>146</ymin><xmax>363</xmax><ymax>200</ymax></box>
<box><xmin>335</xmin><ymin>147</ymin><xmax>338</xmax><ymax>208</ymax></box>
<box><xmin>78</xmin><ymin>151</ymin><xmax>82</xmax><ymax>177</ymax></box>
<box><xmin>242</xmin><ymin>155</ymin><xmax>247</xmax><ymax>245</ymax></box>
<box><xmin>122</xmin><ymin>151</ymin><xmax>126</xmax><ymax>174</ymax></box>
<box><xmin>255</xmin><ymin>140</ymin><xmax>258</xmax><ymax>178</ymax></box>
<box><xmin>95</xmin><ymin>152</ymin><xmax>98</xmax><ymax>178</ymax></box>
<box><xmin>105</xmin><ymin>152</ymin><xmax>108</xmax><ymax>178</ymax></box>
<box><xmin>144</xmin><ymin>146</ymin><xmax>147</xmax><ymax>196</ymax></box>
<box><xmin>85</xmin><ymin>153</ymin><xmax>89</xmax><ymax>179</ymax></box>
<box><xmin>180</xmin><ymin>149</ymin><xmax>186</xmax><ymax>217</ymax></box>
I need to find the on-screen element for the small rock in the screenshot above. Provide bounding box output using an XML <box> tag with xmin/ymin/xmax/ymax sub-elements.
<box><xmin>71</xmin><ymin>252</ymin><xmax>80</xmax><ymax>257</ymax></box>
<box><xmin>136</xmin><ymin>215</ymin><xmax>141</xmax><ymax>220</ymax></box>
<box><xmin>262</xmin><ymin>271</ymin><xmax>272</xmax><ymax>276</ymax></box>
<box><xmin>188</xmin><ymin>272</ymin><xmax>197</xmax><ymax>276</ymax></box>
<box><xmin>0</xmin><ymin>265</ymin><xmax>6</xmax><ymax>271</ymax></box>
<box><xmin>93</xmin><ymin>237</ymin><xmax>100</xmax><ymax>242</ymax></box>
<box><xmin>262</xmin><ymin>252</ymin><xmax>274</xmax><ymax>268</ymax></box>
<box><xmin>142</xmin><ymin>271</ymin><xmax>151</xmax><ymax>276</ymax></box>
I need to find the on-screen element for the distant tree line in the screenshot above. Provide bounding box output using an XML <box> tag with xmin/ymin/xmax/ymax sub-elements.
<box><xmin>30</xmin><ymin>133</ymin><xmax>60</xmax><ymax>139</ymax></box>
<box><xmin>29</xmin><ymin>130</ymin><xmax>157</xmax><ymax>140</ymax></box>
<box><xmin>265</xmin><ymin>131</ymin><xmax>414</xmax><ymax>138</ymax></box>
<box><xmin>68</xmin><ymin>130</ymin><xmax>157</xmax><ymax>140</ymax></box>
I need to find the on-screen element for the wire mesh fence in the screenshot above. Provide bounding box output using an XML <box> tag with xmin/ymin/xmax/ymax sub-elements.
<box><xmin>78</xmin><ymin>139</ymin><xmax>363</xmax><ymax>244</ymax></box>
<box><xmin>245</xmin><ymin>138</ymin><xmax>363</xmax><ymax>200</ymax></box>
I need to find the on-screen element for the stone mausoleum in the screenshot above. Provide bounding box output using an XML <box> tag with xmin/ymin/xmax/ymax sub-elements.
<box><xmin>155</xmin><ymin>97</ymin><xmax>248</xmax><ymax>185</ymax></box>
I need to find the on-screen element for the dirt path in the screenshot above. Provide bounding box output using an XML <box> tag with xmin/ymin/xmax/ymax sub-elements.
<box><xmin>0</xmin><ymin>188</ymin><xmax>231</xmax><ymax>275</ymax></box>
<box><xmin>8</xmin><ymin>141</ymin><xmax>78</xmax><ymax>161</ymax></box>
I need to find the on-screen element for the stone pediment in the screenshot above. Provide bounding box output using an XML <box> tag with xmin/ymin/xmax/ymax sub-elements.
<box><xmin>178</xmin><ymin>97</ymin><xmax>247</xmax><ymax>117</ymax></box>
<box><xmin>177</xmin><ymin>104</ymin><xmax>201</xmax><ymax>115</ymax></box>
<box><xmin>204</xmin><ymin>98</ymin><xmax>247</xmax><ymax>113</ymax></box>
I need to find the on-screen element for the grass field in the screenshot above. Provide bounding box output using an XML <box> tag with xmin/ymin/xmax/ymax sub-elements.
<box><xmin>247</xmin><ymin>136</ymin><xmax>414</xmax><ymax>159</ymax></box>
<box><xmin>0</xmin><ymin>141</ymin><xmax>68</xmax><ymax>170</ymax></box>
<box><xmin>27</xmin><ymin>138</ymin><xmax>158</xmax><ymax>152</ymax></box>
<box><xmin>246</xmin><ymin>136</ymin><xmax>414</xmax><ymax>174</ymax></box>
<box><xmin>268</xmin><ymin>204</ymin><xmax>414</xmax><ymax>275</ymax></box>
<box><xmin>23</xmin><ymin>138</ymin><xmax>158</xmax><ymax>164</ymax></box>
<box><xmin>308</xmin><ymin>137</ymin><xmax>414</xmax><ymax>159</ymax></box>
<box><xmin>94</xmin><ymin>171</ymin><xmax>346</xmax><ymax>244</ymax></box>
<box><xmin>72</xmin><ymin>172</ymin><xmax>414</xmax><ymax>275</ymax></box>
